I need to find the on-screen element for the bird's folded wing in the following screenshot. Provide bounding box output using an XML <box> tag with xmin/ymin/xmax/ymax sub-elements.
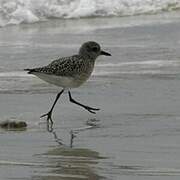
<box><xmin>25</xmin><ymin>55</ymin><xmax>84</xmax><ymax>77</ymax></box>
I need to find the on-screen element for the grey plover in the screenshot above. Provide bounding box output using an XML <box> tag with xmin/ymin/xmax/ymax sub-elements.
<box><xmin>25</xmin><ymin>41</ymin><xmax>111</xmax><ymax>124</ymax></box>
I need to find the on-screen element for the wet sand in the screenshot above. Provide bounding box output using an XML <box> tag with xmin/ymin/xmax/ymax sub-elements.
<box><xmin>1</xmin><ymin>12</ymin><xmax>180</xmax><ymax>179</ymax></box>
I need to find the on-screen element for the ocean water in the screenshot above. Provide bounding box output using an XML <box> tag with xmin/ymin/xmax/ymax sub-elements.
<box><xmin>0</xmin><ymin>0</ymin><xmax>180</xmax><ymax>27</ymax></box>
<box><xmin>1</xmin><ymin>3</ymin><xmax>180</xmax><ymax>180</ymax></box>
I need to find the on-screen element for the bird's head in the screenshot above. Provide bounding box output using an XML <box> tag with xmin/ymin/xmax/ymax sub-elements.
<box><xmin>79</xmin><ymin>41</ymin><xmax>111</xmax><ymax>60</ymax></box>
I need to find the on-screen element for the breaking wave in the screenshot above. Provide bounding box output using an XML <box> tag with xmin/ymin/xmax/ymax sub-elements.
<box><xmin>0</xmin><ymin>0</ymin><xmax>180</xmax><ymax>27</ymax></box>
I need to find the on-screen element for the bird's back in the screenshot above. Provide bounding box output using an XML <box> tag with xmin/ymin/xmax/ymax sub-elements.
<box><xmin>27</xmin><ymin>55</ymin><xmax>94</xmax><ymax>77</ymax></box>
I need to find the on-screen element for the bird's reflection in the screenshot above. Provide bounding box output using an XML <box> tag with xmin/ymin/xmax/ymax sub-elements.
<box><xmin>47</xmin><ymin>118</ymin><xmax>100</xmax><ymax>147</ymax></box>
<box><xmin>33</xmin><ymin>119</ymin><xmax>104</xmax><ymax>179</ymax></box>
<box><xmin>46</xmin><ymin>122</ymin><xmax>64</xmax><ymax>146</ymax></box>
<box><xmin>33</xmin><ymin>145</ymin><xmax>104</xmax><ymax>180</ymax></box>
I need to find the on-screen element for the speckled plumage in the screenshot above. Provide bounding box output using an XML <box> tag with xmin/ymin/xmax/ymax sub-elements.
<box><xmin>27</xmin><ymin>55</ymin><xmax>94</xmax><ymax>77</ymax></box>
<box><xmin>25</xmin><ymin>41</ymin><xmax>111</xmax><ymax>88</ymax></box>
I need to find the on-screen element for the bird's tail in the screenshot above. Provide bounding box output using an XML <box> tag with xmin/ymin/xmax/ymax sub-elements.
<box><xmin>24</xmin><ymin>68</ymin><xmax>34</xmax><ymax>74</ymax></box>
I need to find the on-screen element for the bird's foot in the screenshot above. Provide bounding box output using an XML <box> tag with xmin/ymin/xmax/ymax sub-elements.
<box><xmin>41</xmin><ymin>111</ymin><xmax>54</xmax><ymax>132</ymax></box>
<box><xmin>40</xmin><ymin>111</ymin><xmax>54</xmax><ymax>125</ymax></box>
<box><xmin>83</xmin><ymin>106</ymin><xmax>100</xmax><ymax>114</ymax></box>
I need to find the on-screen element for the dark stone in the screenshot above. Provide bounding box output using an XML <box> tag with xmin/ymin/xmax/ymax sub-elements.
<box><xmin>0</xmin><ymin>120</ymin><xmax>27</xmax><ymax>129</ymax></box>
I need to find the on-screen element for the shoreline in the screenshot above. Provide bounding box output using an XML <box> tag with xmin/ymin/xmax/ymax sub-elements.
<box><xmin>1</xmin><ymin>12</ymin><xmax>180</xmax><ymax>179</ymax></box>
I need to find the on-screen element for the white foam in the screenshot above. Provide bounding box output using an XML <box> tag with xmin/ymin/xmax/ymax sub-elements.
<box><xmin>97</xmin><ymin>60</ymin><xmax>180</xmax><ymax>68</ymax></box>
<box><xmin>94</xmin><ymin>60</ymin><xmax>180</xmax><ymax>76</ymax></box>
<box><xmin>0</xmin><ymin>0</ymin><xmax>180</xmax><ymax>27</ymax></box>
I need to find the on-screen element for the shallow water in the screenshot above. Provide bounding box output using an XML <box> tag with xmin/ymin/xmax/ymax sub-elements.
<box><xmin>1</xmin><ymin>12</ymin><xmax>180</xmax><ymax>179</ymax></box>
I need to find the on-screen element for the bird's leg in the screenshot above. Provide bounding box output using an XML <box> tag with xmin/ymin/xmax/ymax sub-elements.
<box><xmin>68</xmin><ymin>91</ymin><xmax>100</xmax><ymax>114</ymax></box>
<box><xmin>41</xmin><ymin>89</ymin><xmax>64</xmax><ymax>124</ymax></box>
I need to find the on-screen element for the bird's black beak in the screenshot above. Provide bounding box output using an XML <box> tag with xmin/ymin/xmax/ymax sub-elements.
<box><xmin>100</xmin><ymin>50</ymin><xmax>111</xmax><ymax>56</ymax></box>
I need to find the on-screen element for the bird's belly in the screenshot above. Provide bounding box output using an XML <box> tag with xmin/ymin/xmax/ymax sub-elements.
<box><xmin>33</xmin><ymin>72</ymin><xmax>87</xmax><ymax>88</ymax></box>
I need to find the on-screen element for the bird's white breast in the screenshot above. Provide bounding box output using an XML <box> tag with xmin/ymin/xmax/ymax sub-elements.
<box><xmin>33</xmin><ymin>72</ymin><xmax>87</xmax><ymax>88</ymax></box>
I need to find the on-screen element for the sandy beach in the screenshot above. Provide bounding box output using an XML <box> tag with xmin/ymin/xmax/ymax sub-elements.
<box><xmin>1</xmin><ymin>11</ymin><xmax>180</xmax><ymax>179</ymax></box>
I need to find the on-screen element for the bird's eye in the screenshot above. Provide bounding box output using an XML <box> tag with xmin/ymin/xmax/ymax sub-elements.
<box><xmin>92</xmin><ymin>47</ymin><xmax>98</xmax><ymax>52</ymax></box>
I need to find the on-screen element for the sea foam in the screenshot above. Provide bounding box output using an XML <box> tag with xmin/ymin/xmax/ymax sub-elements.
<box><xmin>0</xmin><ymin>0</ymin><xmax>180</xmax><ymax>27</ymax></box>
